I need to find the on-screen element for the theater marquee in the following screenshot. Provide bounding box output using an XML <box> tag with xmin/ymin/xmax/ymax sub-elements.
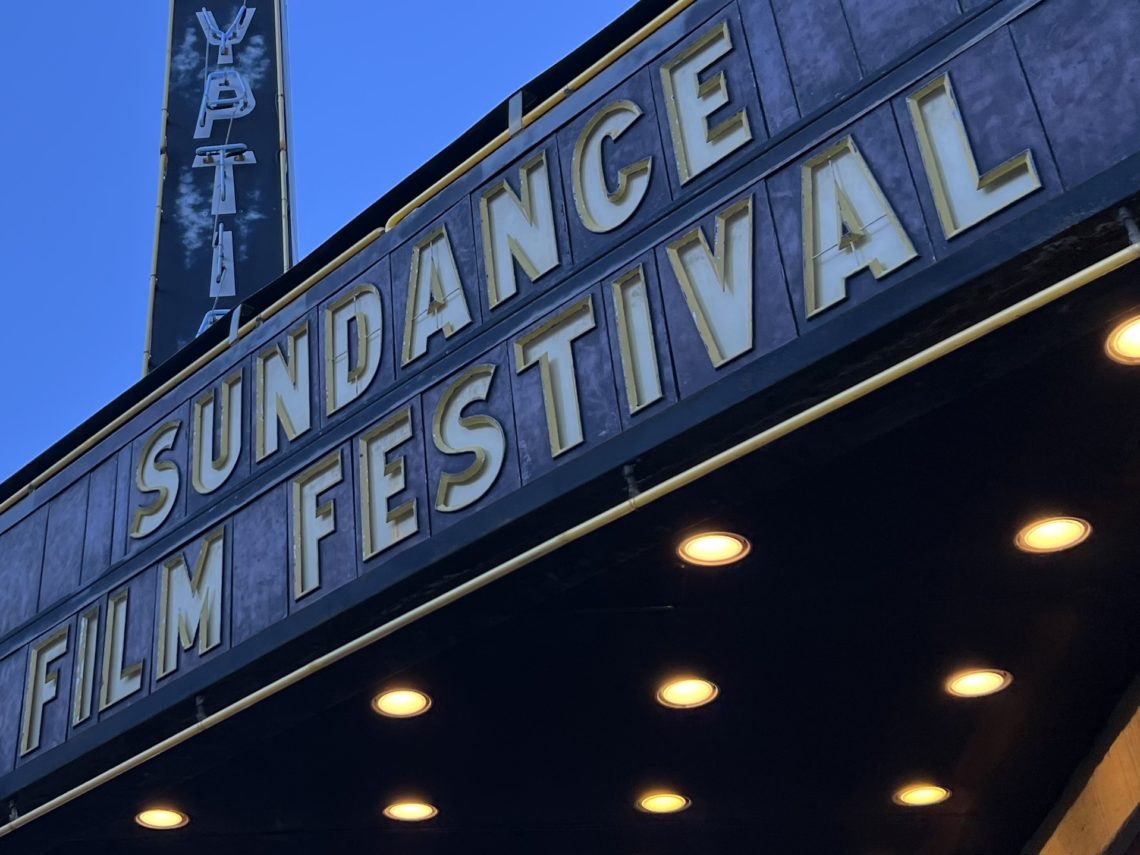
<box><xmin>2</xmin><ymin>0</ymin><xmax>1138</xmax><ymax>807</ymax></box>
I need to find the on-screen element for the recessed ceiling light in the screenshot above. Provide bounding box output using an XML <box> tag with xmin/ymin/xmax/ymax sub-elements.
<box><xmin>1106</xmin><ymin>316</ymin><xmax>1140</xmax><ymax>364</ymax></box>
<box><xmin>1014</xmin><ymin>516</ymin><xmax>1091</xmax><ymax>553</ymax></box>
<box><xmin>135</xmin><ymin>808</ymin><xmax>189</xmax><ymax>829</ymax></box>
<box><xmin>892</xmin><ymin>784</ymin><xmax>951</xmax><ymax>807</ymax></box>
<box><xmin>384</xmin><ymin>801</ymin><xmax>438</xmax><ymax>822</ymax></box>
<box><xmin>372</xmin><ymin>689</ymin><xmax>432</xmax><ymax>718</ymax></box>
<box><xmin>637</xmin><ymin>792</ymin><xmax>691</xmax><ymax>814</ymax></box>
<box><xmin>945</xmin><ymin>668</ymin><xmax>1013</xmax><ymax>698</ymax></box>
<box><xmin>677</xmin><ymin>531</ymin><xmax>750</xmax><ymax>566</ymax></box>
<box><xmin>656</xmin><ymin>677</ymin><xmax>720</xmax><ymax>709</ymax></box>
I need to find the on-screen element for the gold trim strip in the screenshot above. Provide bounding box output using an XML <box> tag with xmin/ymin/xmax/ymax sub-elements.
<box><xmin>382</xmin><ymin>0</ymin><xmax>699</xmax><ymax>232</ymax></box>
<box><xmin>0</xmin><ymin>228</ymin><xmax>383</xmax><ymax>520</ymax></box>
<box><xmin>2</xmin><ymin>239</ymin><xmax>1136</xmax><ymax>840</ymax></box>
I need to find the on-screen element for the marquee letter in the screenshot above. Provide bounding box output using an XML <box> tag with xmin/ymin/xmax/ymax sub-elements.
<box><xmin>156</xmin><ymin>528</ymin><xmax>226</xmax><ymax>680</ymax></box>
<box><xmin>196</xmin><ymin>6</ymin><xmax>255</xmax><ymax>64</ymax></box>
<box><xmin>195</xmin><ymin>69</ymin><xmax>256</xmax><ymax>139</ymax></box>
<box><xmin>192</xmin><ymin>145</ymin><xmax>257</xmax><ymax>216</ymax></box>
<box><xmin>433</xmin><ymin>365</ymin><xmax>506</xmax><ymax>512</ymax></box>
<box><xmin>292</xmin><ymin>451</ymin><xmax>343</xmax><ymax>600</ymax></box>
<box><xmin>131</xmin><ymin>420</ymin><xmax>181</xmax><ymax>539</ymax></box>
<box><xmin>256</xmin><ymin>323</ymin><xmax>312</xmax><ymax>461</ymax></box>
<box><xmin>325</xmin><ymin>284</ymin><xmax>383</xmax><ymax>415</ymax></box>
<box><xmin>19</xmin><ymin>627</ymin><xmax>69</xmax><ymax>756</ymax></box>
<box><xmin>192</xmin><ymin>372</ymin><xmax>242</xmax><ymax>495</ymax></box>
<box><xmin>514</xmin><ymin>296</ymin><xmax>596</xmax><ymax>457</ymax></box>
<box><xmin>480</xmin><ymin>151</ymin><xmax>561</xmax><ymax>308</ymax></box>
<box><xmin>100</xmin><ymin>590</ymin><xmax>143</xmax><ymax>711</ymax></box>
<box><xmin>402</xmin><ymin>225</ymin><xmax>473</xmax><ymax>366</ymax></box>
<box><xmin>665</xmin><ymin>197</ymin><xmax>753</xmax><ymax>367</ymax></box>
<box><xmin>611</xmin><ymin>266</ymin><xmax>663</xmax><ymax>413</ymax></box>
<box><xmin>907</xmin><ymin>73</ymin><xmax>1041</xmax><ymax>238</ymax></box>
<box><xmin>573</xmin><ymin>100</ymin><xmax>652</xmax><ymax>233</ymax></box>
<box><xmin>660</xmin><ymin>21</ymin><xmax>752</xmax><ymax>184</ymax></box>
<box><xmin>72</xmin><ymin>605</ymin><xmax>99</xmax><ymax>726</ymax></box>
<box><xmin>359</xmin><ymin>407</ymin><xmax>417</xmax><ymax>559</ymax></box>
<box><xmin>802</xmin><ymin>137</ymin><xmax>918</xmax><ymax>316</ymax></box>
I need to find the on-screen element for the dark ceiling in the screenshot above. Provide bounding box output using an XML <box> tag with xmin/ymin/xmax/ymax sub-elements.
<box><xmin>5</xmin><ymin>266</ymin><xmax>1140</xmax><ymax>854</ymax></box>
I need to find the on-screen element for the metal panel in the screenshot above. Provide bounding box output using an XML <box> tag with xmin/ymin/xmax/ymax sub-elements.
<box><xmin>147</xmin><ymin>0</ymin><xmax>293</xmax><ymax>372</ymax></box>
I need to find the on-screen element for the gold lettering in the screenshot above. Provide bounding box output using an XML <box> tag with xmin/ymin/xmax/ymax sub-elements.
<box><xmin>480</xmin><ymin>151</ymin><xmax>561</xmax><ymax>308</ymax></box>
<box><xmin>514</xmin><ymin>295</ymin><xmax>597</xmax><ymax>457</ymax></box>
<box><xmin>907</xmin><ymin>72</ymin><xmax>1041</xmax><ymax>238</ymax></box>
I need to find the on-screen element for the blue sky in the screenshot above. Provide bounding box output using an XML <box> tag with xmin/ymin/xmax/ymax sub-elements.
<box><xmin>0</xmin><ymin>1</ymin><xmax>636</xmax><ymax>483</ymax></box>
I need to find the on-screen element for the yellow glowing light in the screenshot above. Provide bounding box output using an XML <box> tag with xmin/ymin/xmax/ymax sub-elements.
<box><xmin>372</xmin><ymin>689</ymin><xmax>432</xmax><ymax>718</ymax></box>
<box><xmin>1106</xmin><ymin>316</ymin><xmax>1140</xmax><ymax>364</ymax></box>
<box><xmin>637</xmin><ymin>792</ymin><xmax>691</xmax><ymax>814</ymax></box>
<box><xmin>134</xmin><ymin>808</ymin><xmax>189</xmax><ymax>829</ymax></box>
<box><xmin>945</xmin><ymin>668</ymin><xmax>1013</xmax><ymax>698</ymax></box>
<box><xmin>384</xmin><ymin>801</ymin><xmax>439</xmax><ymax>822</ymax></box>
<box><xmin>677</xmin><ymin>532</ymin><xmax>750</xmax><ymax>566</ymax></box>
<box><xmin>656</xmin><ymin>678</ymin><xmax>720</xmax><ymax>709</ymax></box>
<box><xmin>1014</xmin><ymin>516</ymin><xmax>1091</xmax><ymax>553</ymax></box>
<box><xmin>893</xmin><ymin>784</ymin><xmax>951</xmax><ymax>807</ymax></box>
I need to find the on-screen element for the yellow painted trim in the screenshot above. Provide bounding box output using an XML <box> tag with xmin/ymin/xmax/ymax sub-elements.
<box><xmin>1</xmin><ymin>239</ymin><xmax>1136</xmax><ymax>840</ymax></box>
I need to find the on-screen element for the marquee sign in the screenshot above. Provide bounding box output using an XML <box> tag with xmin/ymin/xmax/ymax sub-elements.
<box><xmin>144</xmin><ymin>0</ymin><xmax>294</xmax><ymax>373</ymax></box>
<box><xmin>2</xmin><ymin>0</ymin><xmax>1138</xmax><ymax>802</ymax></box>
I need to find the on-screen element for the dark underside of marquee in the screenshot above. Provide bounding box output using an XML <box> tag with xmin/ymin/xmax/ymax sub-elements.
<box><xmin>6</xmin><ymin>256</ymin><xmax>1140</xmax><ymax>853</ymax></box>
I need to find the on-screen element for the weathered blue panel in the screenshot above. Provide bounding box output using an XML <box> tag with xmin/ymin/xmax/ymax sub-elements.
<box><xmin>511</xmin><ymin>285</ymin><xmax>623</xmax><ymax>484</ymax></box>
<box><xmin>893</xmin><ymin>28</ymin><xmax>1061</xmax><ymax>257</ymax></box>
<box><xmin>231</xmin><ymin>485</ymin><xmax>288</xmax><ymax>647</ymax></box>
<box><xmin>314</xmin><ymin>254</ymin><xmax>396</xmax><ymax>430</ymax></box>
<box><xmin>1011</xmin><ymin>0</ymin><xmax>1140</xmax><ymax>188</ymax></box>
<box><xmin>80</xmin><ymin>456</ymin><xmax>117</xmax><ymax>586</ymax></box>
<box><xmin>96</xmin><ymin>566</ymin><xmax>156</xmax><ymax>722</ymax></box>
<box><xmin>39</xmin><ymin>478</ymin><xmax>88</xmax><ymax>609</ymax></box>
<box><xmin>422</xmin><ymin>344</ymin><xmax>521</xmax><ymax>534</ymax></box>
<box><xmin>736</xmin><ymin>0</ymin><xmax>800</xmax><ymax>135</ymax></box>
<box><xmin>154</xmin><ymin>523</ymin><xmax>232</xmax><ymax>686</ymax></box>
<box><xmin>354</xmin><ymin>396</ymin><xmax>432</xmax><ymax>574</ymax></box>
<box><xmin>391</xmin><ymin>201</ymin><xmax>484</xmax><ymax>382</ymax></box>
<box><xmin>0</xmin><ymin>649</ymin><xmax>23</xmax><ymax>776</ymax></box>
<box><xmin>16</xmin><ymin>619</ymin><xmax>74</xmax><ymax>765</ymax></box>
<box><xmin>287</xmin><ymin>444</ymin><xmax>358</xmax><ymax>613</ymax></box>
<box><xmin>768</xmin><ymin>0</ymin><xmax>862</xmax><ymax>116</ymax></box>
<box><xmin>599</xmin><ymin>252</ymin><xmax>680</xmax><ymax>429</ymax></box>
<box><xmin>842</xmin><ymin>0</ymin><xmax>961</xmax><ymax>73</ymax></box>
<box><xmin>109</xmin><ymin>444</ymin><xmax>133</xmax><ymax>566</ymax></box>
<box><xmin>769</xmin><ymin>105</ymin><xmax>934</xmax><ymax>330</ymax></box>
<box><xmin>555</xmin><ymin>69</ymin><xmax>675</xmax><ymax>268</ymax></box>
<box><xmin>125</xmin><ymin>400</ymin><xmax>191</xmax><ymax>558</ymax></box>
<box><xmin>656</xmin><ymin>182</ymin><xmax>798</xmax><ymax>399</ymax></box>
<box><xmin>247</xmin><ymin>311</ymin><xmax>320</xmax><ymax>476</ymax></box>
<box><xmin>185</xmin><ymin>367</ymin><xmax>252</xmax><ymax>519</ymax></box>
<box><xmin>651</xmin><ymin>6</ymin><xmax>766</xmax><ymax>196</ymax></box>
<box><xmin>470</xmin><ymin>141</ymin><xmax>575</xmax><ymax>320</ymax></box>
<box><xmin>0</xmin><ymin>508</ymin><xmax>47</xmax><ymax>639</ymax></box>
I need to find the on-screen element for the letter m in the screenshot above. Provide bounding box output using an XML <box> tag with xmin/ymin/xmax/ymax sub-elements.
<box><xmin>157</xmin><ymin>528</ymin><xmax>225</xmax><ymax>679</ymax></box>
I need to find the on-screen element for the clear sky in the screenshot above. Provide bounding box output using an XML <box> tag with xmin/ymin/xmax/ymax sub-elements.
<box><xmin>0</xmin><ymin>1</ymin><xmax>637</xmax><ymax>483</ymax></box>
